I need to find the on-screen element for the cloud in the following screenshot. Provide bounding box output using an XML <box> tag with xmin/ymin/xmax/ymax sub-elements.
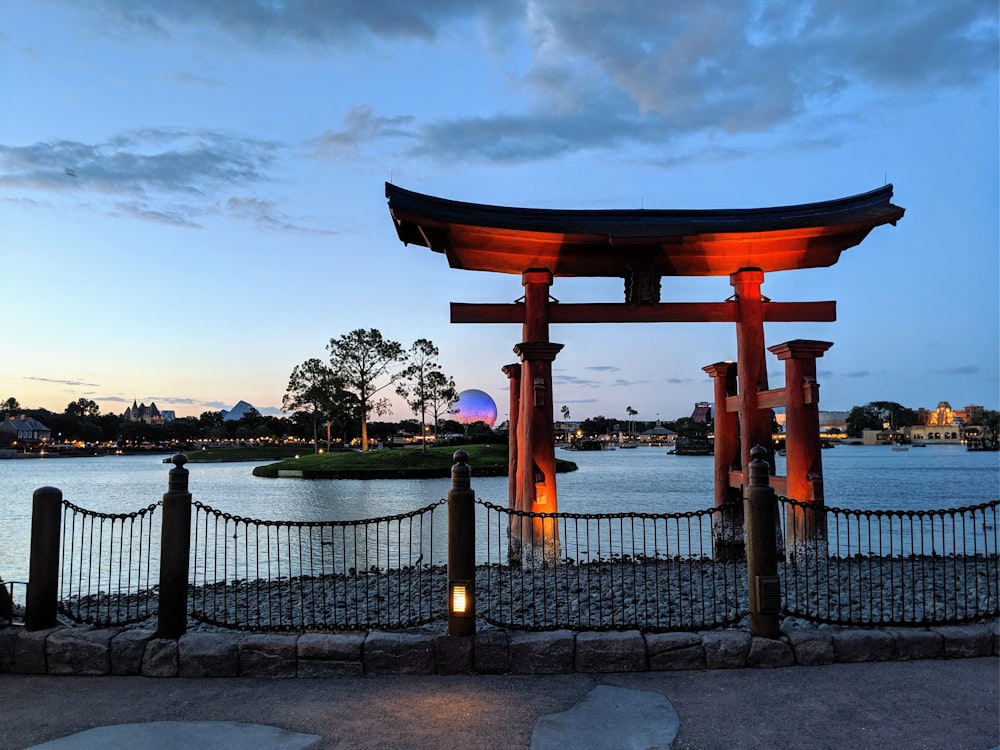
<box><xmin>0</xmin><ymin>128</ymin><xmax>330</xmax><ymax>232</ymax></box>
<box><xmin>584</xmin><ymin>365</ymin><xmax>620</xmax><ymax>373</ymax></box>
<box><xmin>610</xmin><ymin>378</ymin><xmax>649</xmax><ymax>388</ymax></box>
<box><xmin>553</xmin><ymin>373</ymin><xmax>603</xmax><ymax>388</ymax></box>
<box><xmin>24</xmin><ymin>376</ymin><xmax>101</xmax><ymax>388</ymax></box>
<box><xmin>50</xmin><ymin>0</ymin><xmax>999</xmax><ymax>170</ymax></box>
<box><xmin>932</xmin><ymin>365</ymin><xmax>980</xmax><ymax>375</ymax></box>
<box><xmin>86</xmin><ymin>0</ymin><xmax>523</xmax><ymax>44</ymax></box>
<box><xmin>846</xmin><ymin>370</ymin><xmax>872</xmax><ymax>378</ymax></box>
<box><xmin>310</xmin><ymin>106</ymin><xmax>415</xmax><ymax>159</ymax></box>
<box><xmin>400</xmin><ymin>0</ymin><xmax>996</xmax><ymax>164</ymax></box>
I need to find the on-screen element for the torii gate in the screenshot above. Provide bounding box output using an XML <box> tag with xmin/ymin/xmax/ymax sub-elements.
<box><xmin>387</xmin><ymin>183</ymin><xmax>904</xmax><ymax>561</ymax></box>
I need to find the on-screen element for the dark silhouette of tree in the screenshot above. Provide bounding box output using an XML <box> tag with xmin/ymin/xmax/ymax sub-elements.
<box><xmin>282</xmin><ymin>358</ymin><xmax>353</xmax><ymax>452</ymax></box>
<box><xmin>424</xmin><ymin>371</ymin><xmax>458</xmax><ymax>443</ymax></box>
<box><xmin>845</xmin><ymin>401</ymin><xmax>918</xmax><ymax>437</ymax></box>
<box><xmin>328</xmin><ymin>329</ymin><xmax>406</xmax><ymax>453</ymax></box>
<box><xmin>65</xmin><ymin>398</ymin><xmax>100</xmax><ymax>418</ymax></box>
<box><xmin>396</xmin><ymin>339</ymin><xmax>456</xmax><ymax>452</ymax></box>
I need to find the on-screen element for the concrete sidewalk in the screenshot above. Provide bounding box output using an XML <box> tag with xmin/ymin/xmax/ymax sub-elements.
<box><xmin>1</xmin><ymin>658</ymin><xmax>997</xmax><ymax>750</ymax></box>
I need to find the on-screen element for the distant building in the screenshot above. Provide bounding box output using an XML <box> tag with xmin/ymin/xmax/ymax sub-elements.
<box><xmin>907</xmin><ymin>424</ymin><xmax>962</xmax><ymax>444</ymax></box>
<box><xmin>963</xmin><ymin>404</ymin><xmax>985</xmax><ymax>424</ymax></box>
<box><xmin>926</xmin><ymin>401</ymin><xmax>958</xmax><ymax>427</ymax></box>
<box><xmin>122</xmin><ymin>400</ymin><xmax>164</xmax><ymax>425</ymax></box>
<box><xmin>0</xmin><ymin>415</ymin><xmax>51</xmax><ymax>446</ymax></box>
<box><xmin>818</xmin><ymin>411</ymin><xmax>849</xmax><ymax>431</ymax></box>
<box><xmin>222</xmin><ymin>400</ymin><xmax>256</xmax><ymax>421</ymax></box>
<box><xmin>690</xmin><ymin>402</ymin><xmax>712</xmax><ymax>423</ymax></box>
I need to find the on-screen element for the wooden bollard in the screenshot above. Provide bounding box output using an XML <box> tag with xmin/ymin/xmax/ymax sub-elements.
<box><xmin>25</xmin><ymin>486</ymin><xmax>63</xmax><ymax>631</ymax></box>
<box><xmin>447</xmin><ymin>450</ymin><xmax>475</xmax><ymax>636</ymax></box>
<box><xmin>744</xmin><ymin>445</ymin><xmax>781</xmax><ymax>639</ymax></box>
<box><xmin>157</xmin><ymin>453</ymin><xmax>191</xmax><ymax>639</ymax></box>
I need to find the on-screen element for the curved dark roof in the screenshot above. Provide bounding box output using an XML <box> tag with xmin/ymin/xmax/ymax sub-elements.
<box><xmin>386</xmin><ymin>182</ymin><xmax>904</xmax><ymax>277</ymax></box>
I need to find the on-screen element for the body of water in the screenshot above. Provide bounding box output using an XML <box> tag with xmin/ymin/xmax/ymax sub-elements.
<box><xmin>1</xmin><ymin>444</ymin><xmax>997</xmax><ymax>587</ymax></box>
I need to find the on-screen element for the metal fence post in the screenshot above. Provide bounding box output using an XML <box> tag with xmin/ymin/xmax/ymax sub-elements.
<box><xmin>25</xmin><ymin>486</ymin><xmax>63</xmax><ymax>631</ymax></box>
<box><xmin>744</xmin><ymin>445</ymin><xmax>780</xmax><ymax>638</ymax></box>
<box><xmin>157</xmin><ymin>453</ymin><xmax>191</xmax><ymax>638</ymax></box>
<box><xmin>447</xmin><ymin>449</ymin><xmax>476</xmax><ymax>636</ymax></box>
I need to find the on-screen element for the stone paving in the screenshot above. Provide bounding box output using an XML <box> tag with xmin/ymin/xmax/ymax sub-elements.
<box><xmin>0</xmin><ymin>620</ymin><xmax>995</xmax><ymax>678</ymax></box>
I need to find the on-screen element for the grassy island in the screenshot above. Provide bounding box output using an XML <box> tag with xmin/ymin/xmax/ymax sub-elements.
<box><xmin>182</xmin><ymin>446</ymin><xmax>304</xmax><ymax>463</ymax></box>
<box><xmin>251</xmin><ymin>444</ymin><xmax>578</xmax><ymax>479</ymax></box>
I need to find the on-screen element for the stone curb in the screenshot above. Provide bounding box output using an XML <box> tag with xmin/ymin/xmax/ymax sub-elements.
<box><xmin>0</xmin><ymin>621</ymin><xmax>995</xmax><ymax>678</ymax></box>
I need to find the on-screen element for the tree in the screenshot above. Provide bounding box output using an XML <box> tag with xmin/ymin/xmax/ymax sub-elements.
<box><xmin>424</xmin><ymin>370</ymin><xmax>458</xmax><ymax>444</ymax></box>
<box><xmin>328</xmin><ymin>329</ymin><xmax>406</xmax><ymax>452</ymax></box>
<box><xmin>282</xmin><ymin>358</ymin><xmax>348</xmax><ymax>452</ymax></box>
<box><xmin>1</xmin><ymin>397</ymin><xmax>20</xmax><ymax>412</ymax></box>
<box><xmin>845</xmin><ymin>401</ymin><xmax>918</xmax><ymax>438</ymax></box>
<box><xmin>969</xmin><ymin>409</ymin><xmax>1000</xmax><ymax>441</ymax></box>
<box><xmin>560</xmin><ymin>405</ymin><xmax>571</xmax><ymax>441</ymax></box>
<box><xmin>396</xmin><ymin>339</ymin><xmax>454</xmax><ymax>452</ymax></box>
<box><xmin>65</xmin><ymin>398</ymin><xmax>100</xmax><ymax>418</ymax></box>
<box><xmin>625</xmin><ymin>405</ymin><xmax>637</xmax><ymax>438</ymax></box>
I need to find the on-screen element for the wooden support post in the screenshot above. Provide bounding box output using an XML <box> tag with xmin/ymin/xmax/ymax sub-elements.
<box><xmin>744</xmin><ymin>445</ymin><xmax>780</xmax><ymax>638</ymax></box>
<box><xmin>703</xmin><ymin>362</ymin><xmax>743</xmax><ymax>557</ymax></box>
<box><xmin>502</xmin><ymin>362</ymin><xmax>521</xmax><ymax>564</ymax></box>
<box><xmin>514</xmin><ymin>269</ymin><xmax>562</xmax><ymax>566</ymax></box>
<box><xmin>703</xmin><ymin>362</ymin><xmax>740</xmax><ymax>508</ymax></box>
<box><xmin>25</xmin><ymin>486</ymin><xmax>62</xmax><ymax>631</ymax></box>
<box><xmin>769</xmin><ymin>340</ymin><xmax>833</xmax><ymax>554</ymax></box>
<box><xmin>447</xmin><ymin>450</ymin><xmax>476</xmax><ymax>636</ymax></box>
<box><xmin>731</xmin><ymin>269</ymin><xmax>776</xmax><ymax>477</ymax></box>
<box><xmin>157</xmin><ymin>453</ymin><xmax>191</xmax><ymax>639</ymax></box>
<box><xmin>514</xmin><ymin>341</ymin><xmax>563</xmax><ymax>566</ymax></box>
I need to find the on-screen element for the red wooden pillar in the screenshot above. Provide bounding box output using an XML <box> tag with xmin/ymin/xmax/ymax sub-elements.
<box><xmin>514</xmin><ymin>270</ymin><xmax>563</xmax><ymax>566</ymax></box>
<box><xmin>501</xmin><ymin>362</ymin><xmax>521</xmax><ymax>512</ymax></box>
<box><xmin>502</xmin><ymin>362</ymin><xmax>523</xmax><ymax>564</ymax></box>
<box><xmin>702</xmin><ymin>361</ymin><xmax>740</xmax><ymax>509</ymax></box>
<box><xmin>731</xmin><ymin>269</ymin><xmax>775</xmax><ymax>476</ymax></box>
<box><xmin>769</xmin><ymin>339</ymin><xmax>832</xmax><ymax>551</ymax></box>
<box><xmin>703</xmin><ymin>361</ymin><xmax>744</xmax><ymax>557</ymax></box>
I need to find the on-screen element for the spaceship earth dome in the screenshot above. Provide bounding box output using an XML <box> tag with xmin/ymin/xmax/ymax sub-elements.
<box><xmin>452</xmin><ymin>389</ymin><xmax>498</xmax><ymax>427</ymax></box>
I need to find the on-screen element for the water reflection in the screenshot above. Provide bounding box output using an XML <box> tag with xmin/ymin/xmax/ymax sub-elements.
<box><xmin>1</xmin><ymin>444</ymin><xmax>997</xmax><ymax>588</ymax></box>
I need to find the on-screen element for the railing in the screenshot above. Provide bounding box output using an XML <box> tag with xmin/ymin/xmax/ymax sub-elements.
<box><xmin>12</xmin><ymin>450</ymin><xmax>999</xmax><ymax>638</ymax></box>
<box><xmin>0</xmin><ymin>580</ymin><xmax>25</xmax><ymax>625</ymax></box>
<box><xmin>778</xmin><ymin>497</ymin><xmax>999</xmax><ymax>625</ymax></box>
<box><xmin>475</xmin><ymin>500</ymin><xmax>746</xmax><ymax>631</ymax></box>
<box><xmin>189</xmin><ymin>500</ymin><xmax>446</xmax><ymax>630</ymax></box>
<box><xmin>57</xmin><ymin>498</ymin><xmax>161</xmax><ymax>626</ymax></box>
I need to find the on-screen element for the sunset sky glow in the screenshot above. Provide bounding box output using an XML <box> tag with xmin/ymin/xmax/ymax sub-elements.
<box><xmin>2</xmin><ymin>1</ymin><xmax>997</xmax><ymax>423</ymax></box>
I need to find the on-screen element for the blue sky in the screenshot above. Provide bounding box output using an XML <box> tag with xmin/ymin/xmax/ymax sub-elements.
<box><xmin>2</xmin><ymin>1</ymin><xmax>997</xmax><ymax>423</ymax></box>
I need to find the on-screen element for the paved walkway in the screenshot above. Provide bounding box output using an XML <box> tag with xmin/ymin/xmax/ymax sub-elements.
<box><xmin>1</xmin><ymin>658</ymin><xmax>997</xmax><ymax>750</ymax></box>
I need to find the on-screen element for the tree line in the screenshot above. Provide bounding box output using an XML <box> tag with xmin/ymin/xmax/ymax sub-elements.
<box><xmin>283</xmin><ymin>329</ymin><xmax>459</xmax><ymax>453</ymax></box>
<box><xmin>2</xmin><ymin>329</ymin><xmax>465</xmax><ymax>451</ymax></box>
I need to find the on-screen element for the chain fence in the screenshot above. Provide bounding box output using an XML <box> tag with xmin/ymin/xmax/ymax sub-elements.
<box><xmin>13</xmin><ymin>480</ymin><xmax>999</xmax><ymax>633</ymax></box>
<box><xmin>57</xmin><ymin>498</ymin><xmax>161</xmax><ymax>626</ymax></box>
<box><xmin>474</xmin><ymin>499</ymin><xmax>747</xmax><ymax>631</ymax></box>
<box><xmin>188</xmin><ymin>499</ymin><xmax>447</xmax><ymax>630</ymax></box>
<box><xmin>778</xmin><ymin>497</ymin><xmax>999</xmax><ymax>625</ymax></box>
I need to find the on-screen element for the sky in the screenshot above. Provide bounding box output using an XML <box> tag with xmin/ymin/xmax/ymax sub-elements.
<box><xmin>1</xmin><ymin>1</ymin><xmax>997</xmax><ymax>425</ymax></box>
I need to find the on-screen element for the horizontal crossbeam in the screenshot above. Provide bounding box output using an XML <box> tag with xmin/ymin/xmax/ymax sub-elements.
<box><xmin>451</xmin><ymin>301</ymin><xmax>836</xmax><ymax>324</ymax></box>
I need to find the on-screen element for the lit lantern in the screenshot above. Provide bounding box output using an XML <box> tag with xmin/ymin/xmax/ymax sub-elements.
<box><xmin>450</xmin><ymin>583</ymin><xmax>467</xmax><ymax>615</ymax></box>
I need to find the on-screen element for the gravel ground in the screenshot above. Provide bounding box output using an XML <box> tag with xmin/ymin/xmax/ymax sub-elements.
<box><xmin>54</xmin><ymin>553</ymin><xmax>999</xmax><ymax>632</ymax></box>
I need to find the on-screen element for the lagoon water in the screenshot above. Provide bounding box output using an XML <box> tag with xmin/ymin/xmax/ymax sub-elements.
<box><xmin>1</xmin><ymin>444</ymin><xmax>997</xmax><ymax>587</ymax></box>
